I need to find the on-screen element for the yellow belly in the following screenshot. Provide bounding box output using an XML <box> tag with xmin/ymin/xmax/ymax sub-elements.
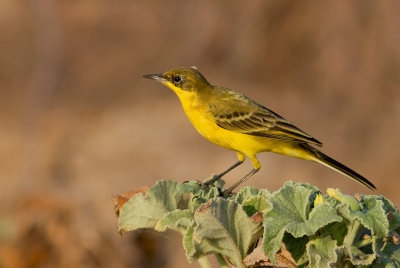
<box><xmin>175</xmin><ymin>90</ymin><xmax>313</xmax><ymax>162</ymax></box>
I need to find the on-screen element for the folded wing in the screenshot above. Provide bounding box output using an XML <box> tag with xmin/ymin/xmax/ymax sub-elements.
<box><xmin>209</xmin><ymin>88</ymin><xmax>322</xmax><ymax>146</ymax></box>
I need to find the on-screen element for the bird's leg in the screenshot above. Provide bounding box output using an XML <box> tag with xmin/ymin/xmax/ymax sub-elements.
<box><xmin>223</xmin><ymin>155</ymin><xmax>261</xmax><ymax>195</ymax></box>
<box><xmin>204</xmin><ymin>152</ymin><xmax>245</xmax><ymax>185</ymax></box>
<box><xmin>218</xmin><ymin>160</ymin><xmax>243</xmax><ymax>178</ymax></box>
<box><xmin>204</xmin><ymin>160</ymin><xmax>243</xmax><ymax>185</ymax></box>
<box><xmin>223</xmin><ymin>168</ymin><xmax>259</xmax><ymax>196</ymax></box>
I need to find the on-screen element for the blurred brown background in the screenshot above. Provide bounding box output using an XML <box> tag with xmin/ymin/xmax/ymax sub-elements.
<box><xmin>0</xmin><ymin>1</ymin><xmax>399</xmax><ymax>267</ymax></box>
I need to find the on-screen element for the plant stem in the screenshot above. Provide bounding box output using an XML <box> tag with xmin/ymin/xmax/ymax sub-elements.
<box><xmin>215</xmin><ymin>253</ymin><xmax>229</xmax><ymax>268</ymax></box>
<box><xmin>198</xmin><ymin>256</ymin><xmax>212</xmax><ymax>268</ymax></box>
<box><xmin>344</xmin><ymin>219</ymin><xmax>361</xmax><ymax>246</ymax></box>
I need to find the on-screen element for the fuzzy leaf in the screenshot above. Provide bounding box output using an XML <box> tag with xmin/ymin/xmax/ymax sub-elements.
<box><xmin>375</xmin><ymin>241</ymin><xmax>400</xmax><ymax>267</ymax></box>
<box><xmin>364</xmin><ymin>195</ymin><xmax>400</xmax><ymax>231</ymax></box>
<box><xmin>118</xmin><ymin>180</ymin><xmax>184</xmax><ymax>233</ymax></box>
<box><xmin>283</xmin><ymin>234</ymin><xmax>309</xmax><ymax>265</ymax></box>
<box><xmin>191</xmin><ymin>198</ymin><xmax>262</xmax><ymax>268</ymax></box>
<box><xmin>339</xmin><ymin>197</ymin><xmax>389</xmax><ymax>237</ymax></box>
<box><xmin>155</xmin><ymin>209</ymin><xmax>193</xmax><ymax>233</ymax></box>
<box><xmin>242</xmin><ymin>196</ymin><xmax>270</xmax><ymax>216</ymax></box>
<box><xmin>307</xmin><ymin>236</ymin><xmax>338</xmax><ymax>268</ymax></box>
<box><xmin>323</xmin><ymin>221</ymin><xmax>348</xmax><ymax>246</ymax></box>
<box><xmin>188</xmin><ymin>186</ymin><xmax>221</xmax><ymax>212</ymax></box>
<box><xmin>183</xmin><ymin>223</ymin><xmax>201</xmax><ymax>261</ymax></box>
<box><xmin>234</xmin><ymin>186</ymin><xmax>260</xmax><ymax>203</ymax></box>
<box><xmin>234</xmin><ymin>186</ymin><xmax>269</xmax><ymax>204</ymax></box>
<box><xmin>263</xmin><ymin>182</ymin><xmax>342</xmax><ymax>263</ymax></box>
<box><xmin>348</xmin><ymin>245</ymin><xmax>376</xmax><ymax>266</ymax></box>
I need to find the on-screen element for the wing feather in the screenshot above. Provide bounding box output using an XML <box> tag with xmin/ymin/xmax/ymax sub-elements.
<box><xmin>209</xmin><ymin>88</ymin><xmax>322</xmax><ymax>146</ymax></box>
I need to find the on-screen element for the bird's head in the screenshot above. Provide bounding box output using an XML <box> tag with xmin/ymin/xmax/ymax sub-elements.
<box><xmin>143</xmin><ymin>66</ymin><xmax>210</xmax><ymax>94</ymax></box>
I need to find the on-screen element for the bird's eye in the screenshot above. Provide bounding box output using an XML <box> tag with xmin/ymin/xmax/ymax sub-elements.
<box><xmin>173</xmin><ymin>76</ymin><xmax>181</xmax><ymax>83</ymax></box>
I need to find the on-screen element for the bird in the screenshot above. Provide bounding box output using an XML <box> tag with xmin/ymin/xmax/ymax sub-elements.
<box><xmin>143</xmin><ymin>66</ymin><xmax>376</xmax><ymax>193</ymax></box>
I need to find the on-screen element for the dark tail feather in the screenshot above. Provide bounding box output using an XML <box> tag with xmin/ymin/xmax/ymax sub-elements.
<box><xmin>305</xmin><ymin>145</ymin><xmax>376</xmax><ymax>190</ymax></box>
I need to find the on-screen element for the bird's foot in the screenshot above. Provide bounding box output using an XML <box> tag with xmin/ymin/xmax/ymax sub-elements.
<box><xmin>221</xmin><ymin>184</ymin><xmax>237</xmax><ymax>197</ymax></box>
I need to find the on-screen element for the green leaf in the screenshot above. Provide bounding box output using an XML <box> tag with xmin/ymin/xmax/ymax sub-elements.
<box><xmin>323</xmin><ymin>221</ymin><xmax>348</xmax><ymax>246</ymax></box>
<box><xmin>180</xmin><ymin>180</ymin><xmax>203</xmax><ymax>193</ymax></box>
<box><xmin>155</xmin><ymin>209</ymin><xmax>193</xmax><ymax>233</ymax></box>
<box><xmin>234</xmin><ymin>187</ymin><xmax>270</xmax><ymax>216</ymax></box>
<box><xmin>339</xmin><ymin>216</ymin><xmax>377</xmax><ymax>265</ymax></box>
<box><xmin>306</xmin><ymin>236</ymin><xmax>338</xmax><ymax>268</ymax></box>
<box><xmin>364</xmin><ymin>195</ymin><xmax>400</xmax><ymax>231</ymax></box>
<box><xmin>242</xmin><ymin>196</ymin><xmax>270</xmax><ymax>216</ymax></box>
<box><xmin>362</xmin><ymin>197</ymin><xmax>390</xmax><ymax>237</ymax></box>
<box><xmin>348</xmin><ymin>244</ymin><xmax>376</xmax><ymax>266</ymax></box>
<box><xmin>389</xmin><ymin>213</ymin><xmax>400</xmax><ymax>232</ymax></box>
<box><xmin>183</xmin><ymin>223</ymin><xmax>201</xmax><ymax>261</ymax></box>
<box><xmin>292</xmin><ymin>180</ymin><xmax>321</xmax><ymax>193</ymax></box>
<box><xmin>234</xmin><ymin>186</ymin><xmax>270</xmax><ymax>203</ymax></box>
<box><xmin>115</xmin><ymin>179</ymin><xmax>400</xmax><ymax>267</ymax></box>
<box><xmin>378</xmin><ymin>243</ymin><xmax>400</xmax><ymax>267</ymax></box>
<box><xmin>191</xmin><ymin>198</ymin><xmax>262</xmax><ymax>268</ymax></box>
<box><xmin>283</xmin><ymin>234</ymin><xmax>309</xmax><ymax>265</ymax></box>
<box><xmin>371</xmin><ymin>234</ymin><xmax>400</xmax><ymax>267</ymax></box>
<box><xmin>262</xmin><ymin>182</ymin><xmax>342</xmax><ymax>263</ymax></box>
<box><xmin>339</xmin><ymin>197</ymin><xmax>389</xmax><ymax>238</ymax></box>
<box><xmin>118</xmin><ymin>180</ymin><xmax>185</xmax><ymax>233</ymax></box>
<box><xmin>188</xmin><ymin>185</ymin><xmax>221</xmax><ymax>213</ymax></box>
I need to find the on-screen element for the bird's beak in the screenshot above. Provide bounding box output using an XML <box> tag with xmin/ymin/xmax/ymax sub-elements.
<box><xmin>143</xmin><ymin>73</ymin><xmax>167</xmax><ymax>82</ymax></box>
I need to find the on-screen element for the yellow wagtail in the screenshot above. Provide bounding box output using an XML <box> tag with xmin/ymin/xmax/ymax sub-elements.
<box><xmin>143</xmin><ymin>66</ymin><xmax>376</xmax><ymax>192</ymax></box>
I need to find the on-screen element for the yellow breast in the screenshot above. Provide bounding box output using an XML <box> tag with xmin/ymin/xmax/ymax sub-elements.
<box><xmin>165</xmin><ymin>81</ymin><xmax>309</xmax><ymax>160</ymax></box>
<box><xmin>173</xmin><ymin>89</ymin><xmax>268</xmax><ymax>155</ymax></box>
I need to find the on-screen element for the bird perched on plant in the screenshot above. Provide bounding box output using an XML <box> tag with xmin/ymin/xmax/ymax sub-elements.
<box><xmin>143</xmin><ymin>66</ymin><xmax>375</xmax><ymax>193</ymax></box>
